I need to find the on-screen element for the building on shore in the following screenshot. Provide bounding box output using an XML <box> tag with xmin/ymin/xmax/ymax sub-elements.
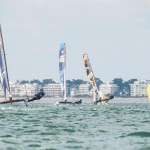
<box><xmin>43</xmin><ymin>84</ymin><xmax>62</xmax><ymax>97</ymax></box>
<box><xmin>99</xmin><ymin>83</ymin><xmax>119</xmax><ymax>95</ymax></box>
<box><xmin>0</xmin><ymin>82</ymin><xmax>38</xmax><ymax>97</ymax></box>
<box><xmin>10</xmin><ymin>83</ymin><xmax>38</xmax><ymax>97</ymax></box>
<box><xmin>3</xmin><ymin>80</ymin><xmax>146</xmax><ymax>98</ymax></box>
<box><xmin>76</xmin><ymin>83</ymin><xmax>90</xmax><ymax>96</ymax></box>
<box><xmin>130</xmin><ymin>80</ymin><xmax>150</xmax><ymax>97</ymax></box>
<box><xmin>70</xmin><ymin>88</ymin><xmax>77</xmax><ymax>97</ymax></box>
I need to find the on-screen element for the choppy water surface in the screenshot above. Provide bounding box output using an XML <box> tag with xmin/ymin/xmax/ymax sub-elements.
<box><xmin>0</xmin><ymin>100</ymin><xmax>150</xmax><ymax>150</ymax></box>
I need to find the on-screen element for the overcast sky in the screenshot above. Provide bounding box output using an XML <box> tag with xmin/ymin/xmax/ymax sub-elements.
<box><xmin>0</xmin><ymin>0</ymin><xmax>150</xmax><ymax>83</ymax></box>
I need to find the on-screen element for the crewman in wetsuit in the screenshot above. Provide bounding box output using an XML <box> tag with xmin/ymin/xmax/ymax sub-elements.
<box><xmin>74</xmin><ymin>99</ymin><xmax>82</xmax><ymax>104</ymax></box>
<box><xmin>9</xmin><ymin>94</ymin><xmax>13</xmax><ymax>104</ymax></box>
<box><xmin>28</xmin><ymin>88</ymin><xmax>45</xmax><ymax>102</ymax></box>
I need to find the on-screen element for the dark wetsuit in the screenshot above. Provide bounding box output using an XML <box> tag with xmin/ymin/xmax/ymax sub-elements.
<box><xmin>74</xmin><ymin>99</ymin><xmax>82</xmax><ymax>104</ymax></box>
<box><xmin>28</xmin><ymin>91</ymin><xmax>45</xmax><ymax>102</ymax></box>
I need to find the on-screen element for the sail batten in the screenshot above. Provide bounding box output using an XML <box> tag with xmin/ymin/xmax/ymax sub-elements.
<box><xmin>59</xmin><ymin>43</ymin><xmax>67</xmax><ymax>101</ymax></box>
<box><xmin>0</xmin><ymin>26</ymin><xmax>11</xmax><ymax>99</ymax></box>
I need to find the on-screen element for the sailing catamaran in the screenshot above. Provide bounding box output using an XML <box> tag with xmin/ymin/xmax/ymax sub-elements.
<box><xmin>0</xmin><ymin>25</ymin><xmax>44</xmax><ymax>105</ymax></box>
<box><xmin>83</xmin><ymin>53</ymin><xmax>114</xmax><ymax>105</ymax></box>
<box><xmin>57</xmin><ymin>43</ymin><xmax>82</xmax><ymax>104</ymax></box>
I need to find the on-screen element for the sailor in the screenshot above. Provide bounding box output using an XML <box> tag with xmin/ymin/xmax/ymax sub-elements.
<box><xmin>28</xmin><ymin>88</ymin><xmax>45</xmax><ymax>102</ymax></box>
<box><xmin>74</xmin><ymin>99</ymin><xmax>82</xmax><ymax>104</ymax></box>
<box><xmin>9</xmin><ymin>94</ymin><xmax>12</xmax><ymax>103</ymax></box>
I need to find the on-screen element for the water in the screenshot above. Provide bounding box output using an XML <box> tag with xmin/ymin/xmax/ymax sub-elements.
<box><xmin>0</xmin><ymin>99</ymin><xmax>150</xmax><ymax>150</ymax></box>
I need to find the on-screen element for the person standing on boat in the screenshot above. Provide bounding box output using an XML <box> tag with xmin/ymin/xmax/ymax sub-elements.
<box><xmin>28</xmin><ymin>88</ymin><xmax>45</xmax><ymax>102</ymax></box>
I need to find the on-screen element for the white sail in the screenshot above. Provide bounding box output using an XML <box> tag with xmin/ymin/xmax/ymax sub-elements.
<box><xmin>56</xmin><ymin>43</ymin><xmax>82</xmax><ymax>105</ymax></box>
<box><xmin>0</xmin><ymin>25</ymin><xmax>11</xmax><ymax>99</ymax></box>
<box><xmin>59</xmin><ymin>43</ymin><xmax>67</xmax><ymax>101</ymax></box>
<box><xmin>83</xmin><ymin>53</ymin><xmax>114</xmax><ymax>104</ymax></box>
<box><xmin>83</xmin><ymin>53</ymin><xmax>100</xmax><ymax>103</ymax></box>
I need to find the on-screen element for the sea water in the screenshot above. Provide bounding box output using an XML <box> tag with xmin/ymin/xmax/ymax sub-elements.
<box><xmin>0</xmin><ymin>99</ymin><xmax>150</xmax><ymax>150</ymax></box>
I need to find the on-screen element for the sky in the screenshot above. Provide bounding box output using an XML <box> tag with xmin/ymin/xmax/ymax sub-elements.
<box><xmin>0</xmin><ymin>0</ymin><xmax>150</xmax><ymax>83</ymax></box>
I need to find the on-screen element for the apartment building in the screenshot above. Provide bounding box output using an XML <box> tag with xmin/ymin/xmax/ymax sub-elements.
<box><xmin>10</xmin><ymin>83</ymin><xmax>38</xmax><ymax>96</ymax></box>
<box><xmin>99</xmin><ymin>83</ymin><xmax>119</xmax><ymax>95</ymax></box>
<box><xmin>130</xmin><ymin>80</ymin><xmax>150</xmax><ymax>97</ymax></box>
<box><xmin>43</xmin><ymin>84</ymin><xmax>62</xmax><ymax>97</ymax></box>
<box><xmin>76</xmin><ymin>83</ymin><xmax>90</xmax><ymax>96</ymax></box>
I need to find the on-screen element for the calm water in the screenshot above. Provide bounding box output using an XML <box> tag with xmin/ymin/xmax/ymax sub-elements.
<box><xmin>0</xmin><ymin>99</ymin><xmax>150</xmax><ymax>150</ymax></box>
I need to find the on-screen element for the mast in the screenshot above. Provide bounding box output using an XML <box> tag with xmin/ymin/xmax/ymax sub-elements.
<box><xmin>0</xmin><ymin>25</ymin><xmax>11</xmax><ymax>98</ymax></box>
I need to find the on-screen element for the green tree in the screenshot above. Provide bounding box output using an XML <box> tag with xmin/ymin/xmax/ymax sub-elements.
<box><xmin>30</xmin><ymin>79</ymin><xmax>41</xmax><ymax>85</ymax></box>
<box><xmin>127</xmin><ymin>79</ymin><xmax>138</xmax><ymax>84</ymax></box>
<box><xmin>73</xmin><ymin>79</ymin><xmax>86</xmax><ymax>85</ymax></box>
<box><xmin>112</xmin><ymin>78</ymin><xmax>124</xmax><ymax>91</ymax></box>
<box><xmin>66</xmin><ymin>79</ymin><xmax>87</xmax><ymax>89</ymax></box>
<box><xmin>66</xmin><ymin>80</ymin><xmax>74</xmax><ymax>88</ymax></box>
<box><xmin>42</xmin><ymin>79</ymin><xmax>56</xmax><ymax>85</ymax></box>
<box><xmin>19</xmin><ymin>80</ymin><xmax>29</xmax><ymax>84</ymax></box>
<box><xmin>121</xmin><ymin>81</ymin><xmax>130</xmax><ymax>96</ymax></box>
<box><xmin>66</xmin><ymin>80</ymin><xmax>73</xmax><ymax>85</ymax></box>
<box><xmin>95</xmin><ymin>77</ymin><xmax>103</xmax><ymax>88</ymax></box>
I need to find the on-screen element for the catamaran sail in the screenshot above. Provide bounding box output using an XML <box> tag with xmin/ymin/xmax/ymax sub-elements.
<box><xmin>83</xmin><ymin>53</ymin><xmax>114</xmax><ymax>104</ymax></box>
<box><xmin>147</xmin><ymin>85</ymin><xmax>150</xmax><ymax>102</ymax></box>
<box><xmin>57</xmin><ymin>43</ymin><xmax>82</xmax><ymax>105</ymax></box>
<box><xmin>83</xmin><ymin>53</ymin><xmax>100</xmax><ymax>103</ymax></box>
<box><xmin>0</xmin><ymin>25</ymin><xmax>11</xmax><ymax>100</ymax></box>
<box><xmin>59</xmin><ymin>43</ymin><xmax>67</xmax><ymax>101</ymax></box>
<box><xmin>0</xmin><ymin>26</ymin><xmax>45</xmax><ymax>105</ymax></box>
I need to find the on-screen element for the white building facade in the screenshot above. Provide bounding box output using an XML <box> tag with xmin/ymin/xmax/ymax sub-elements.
<box><xmin>70</xmin><ymin>88</ymin><xmax>77</xmax><ymax>97</ymax></box>
<box><xmin>76</xmin><ymin>83</ymin><xmax>90</xmax><ymax>96</ymax></box>
<box><xmin>0</xmin><ymin>82</ymin><xmax>38</xmax><ymax>97</ymax></box>
<box><xmin>10</xmin><ymin>83</ymin><xmax>38</xmax><ymax>97</ymax></box>
<box><xmin>43</xmin><ymin>84</ymin><xmax>61</xmax><ymax>97</ymax></box>
<box><xmin>130</xmin><ymin>80</ymin><xmax>150</xmax><ymax>97</ymax></box>
<box><xmin>99</xmin><ymin>83</ymin><xmax>119</xmax><ymax>95</ymax></box>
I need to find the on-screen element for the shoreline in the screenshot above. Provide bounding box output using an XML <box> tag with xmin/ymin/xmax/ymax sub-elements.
<box><xmin>34</xmin><ymin>97</ymin><xmax>149</xmax><ymax>104</ymax></box>
<box><xmin>0</xmin><ymin>97</ymin><xmax>149</xmax><ymax>104</ymax></box>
